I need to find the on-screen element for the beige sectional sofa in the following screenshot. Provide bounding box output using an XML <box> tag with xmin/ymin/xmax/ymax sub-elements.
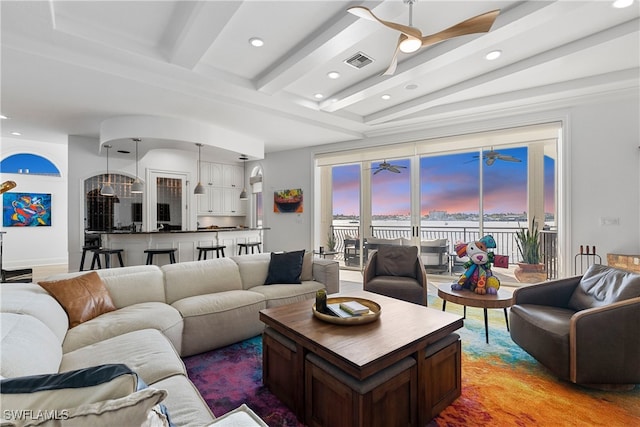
<box><xmin>0</xmin><ymin>253</ymin><xmax>339</xmax><ymax>426</ymax></box>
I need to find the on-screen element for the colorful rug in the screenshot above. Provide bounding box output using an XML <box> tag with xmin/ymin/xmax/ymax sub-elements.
<box><xmin>184</xmin><ymin>295</ymin><xmax>640</xmax><ymax>426</ymax></box>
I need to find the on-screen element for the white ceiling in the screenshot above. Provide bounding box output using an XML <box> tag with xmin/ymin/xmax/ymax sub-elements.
<box><xmin>1</xmin><ymin>0</ymin><xmax>638</xmax><ymax>161</ymax></box>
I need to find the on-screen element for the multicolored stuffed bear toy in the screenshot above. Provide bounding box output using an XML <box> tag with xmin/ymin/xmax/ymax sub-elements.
<box><xmin>451</xmin><ymin>235</ymin><xmax>501</xmax><ymax>295</ymax></box>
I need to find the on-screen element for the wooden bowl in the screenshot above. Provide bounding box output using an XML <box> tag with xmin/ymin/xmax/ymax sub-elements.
<box><xmin>312</xmin><ymin>297</ymin><xmax>381</xmax><ymax>325</ymax></box>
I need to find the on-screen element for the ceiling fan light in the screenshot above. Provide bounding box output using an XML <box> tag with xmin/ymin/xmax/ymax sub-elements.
<box><xmin>399</xmin><ymin>37</ymin><xmax>421</xmax><ymax>53</ymax></box>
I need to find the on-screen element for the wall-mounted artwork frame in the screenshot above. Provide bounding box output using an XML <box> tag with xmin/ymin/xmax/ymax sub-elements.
<box><xmin>274</xmin><ymin>188</ymin><xmax>303</xmax><ymax>213</ymax></box>
<box><xmin>2</xmin><ymin>192</ymin><xmax>52</xmax><ymax>227</ymax></box>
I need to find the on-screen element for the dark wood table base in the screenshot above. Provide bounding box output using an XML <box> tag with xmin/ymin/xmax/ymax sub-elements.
<box><xmin>437</xmin><ymin>283</ymin><xmax>514</xmax><ymax>344</ymax></box>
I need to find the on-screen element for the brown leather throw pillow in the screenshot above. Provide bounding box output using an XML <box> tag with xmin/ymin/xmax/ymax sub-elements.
<box><xmin>39</xmin><ymin>271</ymin><xmax>117</xmax><ymax>328</ymax></box>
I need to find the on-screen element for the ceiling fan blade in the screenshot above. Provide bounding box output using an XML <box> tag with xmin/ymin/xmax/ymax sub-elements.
<box><xmin>373</xmin><ymin>168</ymin><xmax>383</xmax><ymax>175</ymax></box>
<box><xmin>420</xmin><ymin>9</ymin><xmax>500</xmax><ymax>48</ymax></box>
<box><xmin>382</xmin><ymin>34</ymin><xmax>405</xmax><ymax>76</ymax></box>
<box><xmin>347</xmin><ymin>6</ymin><xmax>422</xmax><ymax>39</ymax></box>
<box><xmin>388</xmin><ymin>167</ymin><xmax>402</xmax><ymax>173</ymax></box>
<box><xmin>497</xmin><ymin>155</ymin><xmax>521</xmax><ymax>162</ymax></box>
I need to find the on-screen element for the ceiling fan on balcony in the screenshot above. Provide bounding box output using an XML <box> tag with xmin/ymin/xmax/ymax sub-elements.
<box><xmin>347</xmin><ymin>0</ymin><xmax>500</xmax><ymax>75</ymax></box>
<box><xmin>469</xmin><ymin>148</ymin><xmax>522</xmax><ymax>166</ymax></box>
<box><xmin>372</xmin><ymin>160</ymin><xmax>407</xmax><ymax>174</ymax></box>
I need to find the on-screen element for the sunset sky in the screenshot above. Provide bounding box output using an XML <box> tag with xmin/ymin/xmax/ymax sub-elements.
<box><xmin>332</xmin><ymin>147</ymin><xmax>555</xmax><ymax>217</ymax></box>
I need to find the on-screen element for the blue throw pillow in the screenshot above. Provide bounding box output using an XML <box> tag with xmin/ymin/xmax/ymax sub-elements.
<box><xmin>265</xmin><ymin>250</ymin><xmax>305</xmax><ymax>285</ymax></box>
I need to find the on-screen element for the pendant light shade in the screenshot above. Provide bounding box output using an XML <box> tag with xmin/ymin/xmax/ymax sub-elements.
<box><xmin>100</xmin><ymin>144</ymin><xmax>115</xmax><ymax>196</ymax></box>
<box><xmin>131</xmin><ymin>138</ymin><xmax>144</xmax><ymax>193</ymax></box>
<box><xmin>194</xmin><ymin>143</ymin><xmax>206</xmax><ymax>195</ymax></box>
<box><xmin>239</xmin><ymin>155</ymin><xmax>248</xmax><ymax>200</ymax></box>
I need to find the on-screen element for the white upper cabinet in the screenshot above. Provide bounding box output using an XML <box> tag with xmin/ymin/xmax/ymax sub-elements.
<box><xmin>198</xmin><ymin>162</ymin><xmax>245</xmax><ymax>216</ymax></box>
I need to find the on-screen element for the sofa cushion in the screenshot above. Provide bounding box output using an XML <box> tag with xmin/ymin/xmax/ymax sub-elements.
<box><xmin>152</xmin><ymin>375</ymin><xmax>215</xmax><ymax>426</ymax></box>
<box><xmin>62</xmin><ymin>302</ymin><xmax>183</xmax><ymax>354</ymax></box>
<box><xmin>375</xmin><ymin>245</ymin><xmax>418</xmax><ymax>279</ymax></box>
<box><xmin>249</xmin><ymin>281</ymin><xmax>324</xmax><ymax>308</ymax></box>
<box><xmin>0</xmin><ymin>313</ymin><xmax>63</xmax><ymax>378</ymax></box>
<box><xmin>38</xmin><ymin>271</ymin><xmax>116</xmax><ymax>328</ymax></box>
<box><xmin>230</xmin><ymin>253</ymin><xmax>271</xmax><ymax>289</ymax></box>
<box><xmin>60</xmin><ymin>329</ymin><xmax>186</xmax><ymax>386</ymax></box>
<box><xmin>567</xmin><ymin>264</ymin><xmax>640</xmax><ymax>311</ymax></box>
<box><xmin>264</xmin><ymin>250</ymin><xmax>305</xmax><ymax>285</ymax></box>
<box><xmin>162</xmin><ymin>258</ymin><xmax>243</xmax><ymax>304</ymax></box>
<box><xmin>172</xmin><ymin>290</ymin><xmax>266</xmax><ymax>356</ymax></box>
<box><xmin>0</xmin><ymin>282</ymin><xmax>69</xmax><ymax>343</ymax></box>
<box><xmin>43</xmin><ymin>266</ymin><xmax>167</xmax><ymax>309</ymax></box>
<box><xmin>301</xmin><ymin>251</ymin><xmax>313</xmax><ymax>281</ymax></box>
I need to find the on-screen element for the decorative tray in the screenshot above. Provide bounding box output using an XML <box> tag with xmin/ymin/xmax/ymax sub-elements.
<box><xmin>312</xmin><ymin>297</ymin><xmax>381</xmax><ymax>325</ymax></box>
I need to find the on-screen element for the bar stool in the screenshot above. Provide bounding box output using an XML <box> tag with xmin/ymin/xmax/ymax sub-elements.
<box><xmin>80</xmin><ymin>244</ymin><xmax>101</xmax><ymax>271</ymax></box>
<box><xmin>144</xmin><ymin>248</ymin><xmax>177</xmax><ymax>265</ymax></box>
<box><xmin>91</xmin><ymin>248</ymin><xmax>125</xmax><ymax>269</ymax></box>
<box><xmin>197</xmin><ymin>245</ymin><xmax>226</xmax><ymax>260</ymax></box>
<box><xmin>237</xmin><ymin>242</ymin><xmax>262</xmax><ymax>255</ymax></box>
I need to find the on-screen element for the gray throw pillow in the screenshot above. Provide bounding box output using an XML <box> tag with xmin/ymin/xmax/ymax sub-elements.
<box><xmin>567</xmin><ymin>264</ymin><xmax>640</xmax><ymax>311</ymax></box>
<box><xmin>375</xmin><ymin>245</ymin><xmax>418</xmax><ymax>279</ymax></box>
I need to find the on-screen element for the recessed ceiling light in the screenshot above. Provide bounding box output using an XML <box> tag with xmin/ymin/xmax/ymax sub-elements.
<box><xmin>0</xmin><ymin>115</ymin><xmax>7</xmax><ymax>119</ymax></box>
<box><xmin>485</xmin><ymin>50</ymin><xmax>502</xmax><ymax>60</ymax></box>
<box><xmin>327</xmin><ymin>71</ymin><xmax>341</xmax><ymax>79</ymax></box>
<box><xmin>405</xmin><ymin>84</ymin><xmax>418</xmax><ymax>90</ymax></box>
<box><xmin>10</xmin><ymin>132</ymin><xmax>21</xmax><ymax>136</ymax></box>
<box><xmin>381</xmin><ymin>94</ymin><xmax>391</xmax><ymax>100</ymax></box>
<box><xmin>249</xmin><ymin>37</ymin><xmax>264</xmax><ymax>47</ymax></box>
<box><xmin>613</xmin><ymin>0</ymin><xmax>633</xmax><ymax>8</ymax></box>
<box><xmin>314</xmin><ymin>93</ymin><xmax>324</xmax><ymax>99</ymax></box>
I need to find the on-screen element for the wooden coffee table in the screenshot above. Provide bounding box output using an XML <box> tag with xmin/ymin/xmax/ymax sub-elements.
<box><xmin>437</xmin><ymin>283</ymin><xmax>513</xmax><ymax>344</ymax></box>
<box><xmin>259</xmin><ymin>290</ymin><xmax>463</xmax><ymax>426</ymax></box>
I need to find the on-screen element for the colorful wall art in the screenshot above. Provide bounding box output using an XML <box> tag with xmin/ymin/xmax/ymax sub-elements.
<box><xmin>2</xmin><ymin>192</ymin><xmax>52</xmax><ymax>226</ymax></box>
<box><xmin>274</xmin><ymin>188</ymin><xmax>303</xmax><ymax>213</ymax></box>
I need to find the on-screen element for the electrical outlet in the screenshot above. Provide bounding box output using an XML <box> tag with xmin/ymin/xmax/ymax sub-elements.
<box><xmin>599</xmin><ymin>217</ymin><xmax>620</xmax><ymax>226</ymax></box>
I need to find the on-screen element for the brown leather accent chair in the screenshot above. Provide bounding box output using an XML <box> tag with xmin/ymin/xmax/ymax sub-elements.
<box><xmin>509</xmin><ymin>264</ymin><xmax>640</xmax><ymax>389</ymax></box>
<box><xmin>363</xmin><ymin>245</ymin><xmax>428</xmax><ymax>305</ymax></box>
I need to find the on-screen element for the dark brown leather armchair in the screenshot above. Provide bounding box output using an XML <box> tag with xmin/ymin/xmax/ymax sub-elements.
<box><xmin>509</xmin><ymin>264</ymin><xmax>640</xmax><ymax>389</ymax></box>
<box><xmin>363</xmin><ymin>245</ymin><xmax>428</xmax><ymax>305</ymax></box>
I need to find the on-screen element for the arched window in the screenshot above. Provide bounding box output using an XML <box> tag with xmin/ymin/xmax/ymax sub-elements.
<box><xmin>0</xmin><ymin>153</ymin><xmax>61</xmax><ymax>176</ymax></box>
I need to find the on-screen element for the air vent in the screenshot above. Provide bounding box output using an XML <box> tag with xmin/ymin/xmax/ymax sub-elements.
<box><xmin>344</xmin><ymin>52</ymin><xmax>374</xmax><ymax>69</ymax></box>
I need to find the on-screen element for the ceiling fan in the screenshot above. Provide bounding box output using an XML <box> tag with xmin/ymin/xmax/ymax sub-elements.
<box><xmin>347</xmin><ymin>0</ymin><xmax>500</xmax><ymax>75</ymax></box>
<box><xmin>372</xmin><ymin>160</ymin><xmax>407</xmax><ymax>174</ymax></box>
<box><xmin>469</xmin><ymin>148</ymin><xmax>522</xmax><ymax>166</ymax></box>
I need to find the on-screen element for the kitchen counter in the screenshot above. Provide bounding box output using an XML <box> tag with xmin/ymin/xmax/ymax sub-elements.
<box><xmin>93</xmin><ymin>228</ymin><xmax>267</xmax><ymax>266</ymax></box>
<box><xmin>92</xmin><ymin>227</ymin><xmax>268</xmax><ymax>235</ymax></box>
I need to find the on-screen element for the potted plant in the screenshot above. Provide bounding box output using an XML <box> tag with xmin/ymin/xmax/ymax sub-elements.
<box><xmin>514</xmin><ymin>217</ymin><xmax>547</xmax><ymax>283</ymax></box>
<box><xmin>326</xmin><ymin>232</ymin><xmax>336</xmax><ymax>253</ymax></box>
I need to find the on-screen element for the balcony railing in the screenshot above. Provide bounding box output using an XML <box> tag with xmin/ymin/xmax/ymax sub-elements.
<box><xmin>330</xmin><ymin>224</ymin><xmax>558</xmax><ymax>279</ymax></box>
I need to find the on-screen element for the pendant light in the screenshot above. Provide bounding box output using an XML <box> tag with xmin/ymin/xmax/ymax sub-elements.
<box><xmin>194</xmin><ymin>143</ymin><xmax>205</xmax><ymax>195</ymax></box>
<box><xmin>100</xmin><ymin>144</ymin><xmax>115</xmax><ymax>196</ymax></box>
<box><xmin>239</xmin><ymin>155</ymin><xmax>248</xmax><ymax>200</ymax></box>
<box><xmin>131</xmin><ymin>138</ymin><xmax>144</xmax><ymax>193</ymax></box>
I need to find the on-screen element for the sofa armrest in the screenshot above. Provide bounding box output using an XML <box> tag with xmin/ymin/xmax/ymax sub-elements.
<box><xmin>513</xmin><ymin>276</ymin><xmax>582</xmax><ymax>307</ymax></box>
<box><xmin>363</xmin><ymin>252</ymin><xmax>378</xmax><ymax>287</ymax></box>
<box><xmin>312</xmin><ymin>259</ymin><xmax>340</xmax><ymax>295</ymax></box>
<box><xmin>570</xmin><ymin>296</ymin><xmax>640</xmax><ymax>384</ymax></box>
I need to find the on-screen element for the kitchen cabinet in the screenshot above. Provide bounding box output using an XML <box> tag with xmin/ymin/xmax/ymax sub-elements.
<box><xmin>197</xmin><ymin>162</ymin><xmax>245</xmax><ymax>216</ymax></box>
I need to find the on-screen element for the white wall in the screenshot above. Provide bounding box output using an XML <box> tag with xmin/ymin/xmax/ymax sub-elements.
<box><xmin>1</xmin><ymin>137</ymin><xmax>68</xmax><ymax>268</ymax></box>
<box><xmin>262</xmin><ymin>93</ymin><xmax>640</xmax><ymax>276</ymax></box>
<box><xmin>260</xmin><ymin>149</ymin><xmax>315</xmax><ymax>252</ymax></box>
<box><xmin>568</xmin><ymin>97</ymin><xmax>640</xmax><ymax>257</ymax></box>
